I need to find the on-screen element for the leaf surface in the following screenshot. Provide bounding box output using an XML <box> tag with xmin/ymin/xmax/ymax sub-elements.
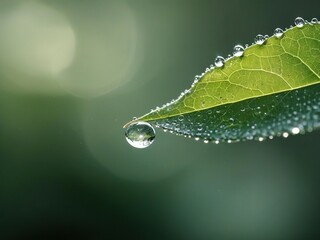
<box><xmin>126</xmin><ymin>22</ymin><xmax>320</xmax><ymax>142</ymax></box>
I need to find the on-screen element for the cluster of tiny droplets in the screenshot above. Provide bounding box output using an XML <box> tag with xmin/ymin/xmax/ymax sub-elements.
<box><xmin>142</xmin><ymin>17</ymin><xmax>320</xmax><ymax>145</ymax></box>
<box><xmin>153</xmin><ymin>84</ymin><xmax>320</xmax><ymax>144</ymax></box>
<box><xmin>165</xmin><ymin>17</ymin><xmax>317</xmax><ymax>113</ymax></box>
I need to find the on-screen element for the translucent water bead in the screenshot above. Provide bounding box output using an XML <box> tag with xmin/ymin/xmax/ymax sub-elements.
<box><xmin>294</xmin><ymin>17</ymin><xmax>305</xmax><ymax>28</ymax></box>
<box><xmin>125</xmin><ymin>122</ymin><xmax>156</xmax><ymax>148</ymax></box>
<box><xmin>254</xmin><ymin>34</ymin><xmax>266</xmax><ymax>45</ymax></box>
<box><xmin>274</xmin><ymin>28</ymin><xmax>284</xmax><ymax>38</ymax></box>
<box><xmin>233</xmin><ymin>45</ymin><xmax>244</xmax><ymax>57</ymax></box>
<box><xmin>214</xmin><ymin>56</ymin><xmax>225</xmax><ymax>68</ymax></box>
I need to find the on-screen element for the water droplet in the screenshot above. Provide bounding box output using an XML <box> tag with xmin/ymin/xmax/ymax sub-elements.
<box><xmin>195</xmin><ymin>137</ymin><xmax>200</xmax><ymax>141</ymax></box>
<box><xmin>125</xmin><ymin>122</ymin><xmax>156</xmax><ymax>149</ymax></box>
<box><xmin>294</xmin><ymin>17</ymin><xmax>305</xmax><ymax>28</ymax></box>
<box><xmin>254</xmin><ymin>34</ymin><xmax>266</xmax><ymax>45</ymax></box>
<box><xmin>311</xmin><ymin>18</ymin><xmax>318</xmax><ymax>24</ymax></box>
<box><xmin>258</xmin><ymin>137</ymin><xmax>264</xmax><ymax>142</ymax></box>
<box><xmin>214</xmin><ymin>56</ymin><xmax>225</xmax><ymax>68</ymax></box>
<box><xmin>178</xmin><ymin>115</ymin><xmax>184</xmax><ymax>121</ymax></box>
<box><xmin>274</xmin><ymin>28</ymin><xmax>284</xmax><ymax>38</ymax></box>
<box><xmin>247</xmin><ymin>135</ymin><xmax>254</xmax><ymax>140</ymax></box>
<box><xmin>197</xmin><ymin>127</ymin><xmax>203</xmax><ymax>131</ymax></box>
<box><xmin>204</xmin><ymin>139</ymin><xmax>209</xmax><ymax>144</ymax></box>
<box><xmin>282</xmin><ymin>132</ymin><xmax>289</xmax><ymax>138</ymax></box>
<box><xmin>233</xmin><ymin>44</ymin><xmax>244</xmax><ymax>57</ymax></box>
<box><xmin>291</xmin><ymin>127</ymin><xmax>300</xmax><ymax>135</ymax></box>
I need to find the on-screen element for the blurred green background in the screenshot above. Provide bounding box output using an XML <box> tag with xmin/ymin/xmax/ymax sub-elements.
<box><xmin>0</xmin><ymin>0</ymin><xmax>320</xmax><ymax>239</ymax></box>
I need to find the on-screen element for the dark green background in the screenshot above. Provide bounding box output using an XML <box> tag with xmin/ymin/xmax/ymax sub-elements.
<box><xmin>0</xmin><ymin>0</ymin><xmax>319</xmax><ymax>239</ymax></box>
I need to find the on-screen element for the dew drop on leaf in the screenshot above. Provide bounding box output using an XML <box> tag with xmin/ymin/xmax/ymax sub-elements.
<box><xmin>291</xmin><ymin>127</ymin><xmax>300</xmax><ymax>135</ymax></box>
<box><xmin>311</xmin><ymin>18</ymin><xmax>318</xmax><ymax>24</ymax></box>
<box><xmin>295</xmin><ymin>17</ymin><xmax>305</xmax><ymax>28</ymax></box>
<box><xmin>178</xmin><ymin>115</ymin><xmax>184</xmax><ymax>121</ymax></box>
<box><xmin>214</xmin><ymin>56</ymin><xmax>225</xmax><ymax>68</ymax></box>
<box><xmin>125</xmin><ymin>122</ymin><xmax>156</xmax><ymax>148</ymax></box>
<box><xmin>254</xmin><ymin>34</ymin><xmax>266</xmax><ymax>45</ymax></box>
<box><xmin>233</xmin><ymin>44</ymin><xmax>245</xmax><ymax>57</ymax></box>
<box><xmin>274</xmin><ymin>28</ymin><xmax>284</xmax><ymax>38</ymax></box>
<box><xmin>282</xmin><ymin>132</ymin><xmax>289</xmax><ymax>138</ymax></box>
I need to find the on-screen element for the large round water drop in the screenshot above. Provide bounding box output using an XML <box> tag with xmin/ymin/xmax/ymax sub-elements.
<box><xmin>125</xmin><ymin>122</ymin><xmax>156</xmax><ymax>148</ymax></box>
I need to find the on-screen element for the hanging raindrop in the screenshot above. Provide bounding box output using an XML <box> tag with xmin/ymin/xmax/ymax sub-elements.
<box><xmin>125</xmin><ymin>122</ymin><xmax>156</xmax><ymax>148</ymax></box>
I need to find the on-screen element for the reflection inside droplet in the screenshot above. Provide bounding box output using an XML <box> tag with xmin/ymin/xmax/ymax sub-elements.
<box><xmin>125</xmin><ymin>122</ymin><xmax>156</xmax><ymax>149</ymax></box>
<box><xmin>233</xmin><ymin>44</ymin><xmax>244</xmax><ymax>57</ymax></box>
<box><xmin>274</xmin><ymin>28</ymin><xmax>284</xmax><ymax>38</ymax></box>
<box><xmin>294</xmin><ymin>17</ymin><xmax>305</xmax><ymax>28</ymax></box>
<box><xmin>214</xmin><ymin>56</ymin><xmax>225</xmax><ymax>68</ymax></box>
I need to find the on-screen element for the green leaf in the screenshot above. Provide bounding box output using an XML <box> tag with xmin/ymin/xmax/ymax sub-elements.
<box><xmin>126</xmin><ymin>20</ymin><xmax>320</xmax><ymax>143</ymax></box>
